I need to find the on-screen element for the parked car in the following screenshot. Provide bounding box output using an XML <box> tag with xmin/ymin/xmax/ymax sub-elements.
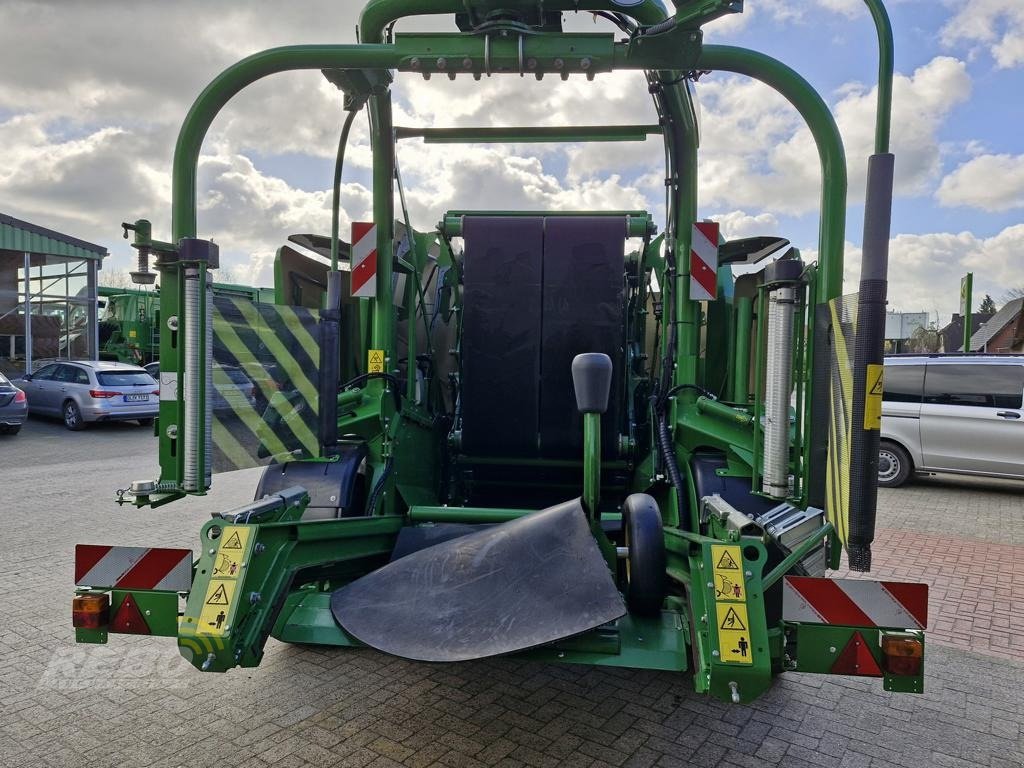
<box><xmin>144</xmin><ymin>362</ymin><xmax>257</xmax><ymax>415</ymax></box>
<box><xmin>879</xmin><ymin>354</ymin><xmax>1024</xmax><ymax>487</ymax></box>
<box><xmin>0</xmin><ymin>372</ymin><xmax>28</xmax><ymax>435</ymax></box>
<box><xmin>14</xmin><ymin>360</ymin><xmax>158</xmax><ymax>431</ymax></box>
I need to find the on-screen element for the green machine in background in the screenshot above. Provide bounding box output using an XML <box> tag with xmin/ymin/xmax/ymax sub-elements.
<box><xmin>71</xmin><ymin>0</ymin><xmax>929</xmax><ymax>704</ymax></box>
<box><xmin>98</xmin><ymin>282</ymin><xmax>275</xmax><ymax>365</ymax></box>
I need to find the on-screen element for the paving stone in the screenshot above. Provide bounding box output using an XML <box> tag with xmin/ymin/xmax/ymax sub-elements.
<box><xmin>2</xmin><ymin>423</ymin><xmax>1023</xmax><ymax>768</ymax></box>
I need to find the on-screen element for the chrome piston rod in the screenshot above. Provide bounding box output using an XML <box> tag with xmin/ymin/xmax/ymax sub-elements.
<box><xmin>762</xmin><ymin>283</ymin><xmax>795</xmax><ymax>498</ymax></box>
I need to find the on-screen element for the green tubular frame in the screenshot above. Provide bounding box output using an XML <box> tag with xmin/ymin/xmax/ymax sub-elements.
<box><xmin>89</xmin><ymin>0</ymin><xmax>925</xmax><ymax>705</ymax></box>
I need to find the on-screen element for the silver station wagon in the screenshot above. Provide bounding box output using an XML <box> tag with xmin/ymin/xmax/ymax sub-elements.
<box><xmin>879</xmin><ymin>354</ymin><xmax>1024</xmax><ymax>486</ymax></box>
<box><xmin>14</xmin><ymin>360</ymin><xmax>158</xmax><ymax>431</ymax></box>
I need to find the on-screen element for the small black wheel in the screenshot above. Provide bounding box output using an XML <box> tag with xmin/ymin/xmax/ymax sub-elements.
<box><xmin>622</xmin><ymin>493</ymin><xmax>667</xmax><ymax>616</ymax></box>
<box><xmin>137</xmin><ymin>418</ymin><xmax>154</xmax><ymax>427</ymax></box>
<box><xmin>878</xmin><ymin>441</ymin><xmax>912</xmax><ymax>488</ymax></box>
<box><xmin>63</xmin><ymin>400</ymin><xmax>86</xmax><ymax>431</ymax></box>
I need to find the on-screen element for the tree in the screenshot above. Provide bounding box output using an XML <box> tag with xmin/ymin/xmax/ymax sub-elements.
<box><xmin>99</xmin><ymin>269</ymin><xmax>136</xmax><ymax>289</ymax></box>
<box><xmin>905</xmin><ymin>324</ymin><xmax>941</xmax><ymax>353</ymax></box>
<box><xmin>978</xmin><ymin>294</ymin><xmax>996</xmax><ymax>314</ymax></box>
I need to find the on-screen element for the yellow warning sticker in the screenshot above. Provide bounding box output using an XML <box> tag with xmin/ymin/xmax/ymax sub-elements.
<box><xmin>864</xmin><ymin>363</ymin><xmax>883</xmax><ymax>430</ymax></box>
<box><xmin>368</xmin><ymin>349</ymin><xmax>385</xmax><ymax>374</ymax></box>
<box><xmin>195</xmin><ymin>526</ymin><xmax>250</xmax><ymax>636</ymax></box>
<box><xmin>219</xmin><ymin>526</ymin><xmax>250</xmax><ymax>554</ymax></box>
<box><xmin>711</xmin><ymin>544</ymin><xmax>745</xmax><ymax>602</ymax></box>
<box><xmin>715</xmin><ymin>602</ymin><xmax>753</xmax><ymax>665</ymax></box>
<box><xmin>198</xmin><ymin>579</ymin><xmax>237</xmax><ymax>635</ymax></box>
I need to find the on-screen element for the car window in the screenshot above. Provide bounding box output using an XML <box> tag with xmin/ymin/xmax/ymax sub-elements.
<box><xmin>923</xmin><ymin>363</ymin><xmax>1024</xmax><ymax>409</ymax></box>
<box><xmin>96</xmin><ymin>370</ymin><xmax>154</xmax><ymax>387</ymax></box>
<box><xmin>69</xmin><ymin>367</ymin><xmax>91</xmax><ymax>385</ymax></box>
<box><xmin>33</xmin><ymin>364</ymin><xmax>59</xmax><ymax>380</ymax></box>
<box><xmin>0</xmin><ymin>372</ymin><xmax>9</xmax><ymax>385</ymax></box>
<box><xmin>883</xmin><ymin>364</ymin><xmax>924</xmax><ymax>403</ymax></box>
<box><xmin>53</xmin><ymin>365</ymin><xmax>79</xmax><ymax>383</ymax></box>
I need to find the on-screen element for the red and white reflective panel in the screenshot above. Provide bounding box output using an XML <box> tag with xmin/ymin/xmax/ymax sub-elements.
<box><xmin>783</xmin><ymin>576</ymin><xmax>928</xmax><ymax>630</ymax></box>
<box><xmin>351</xmin><ymin>221</ymin><xmax>378</xmax><ymax>298</ymax></box>
<box><xmin>689</xmin><ymin>221</ymin><xmax>719</xmax><ymax>302</ymax></box>
<box><xmin>75</xmin><ymin>545</ymin><xmax>192</xmax><ymax>592</ymax></box>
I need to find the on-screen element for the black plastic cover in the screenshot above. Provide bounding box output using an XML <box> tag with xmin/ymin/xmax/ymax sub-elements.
<box><xmin>540</xmin><ymin>217</ymin><xmax>625</xmax><ymax>457</ymax></box>
<box><xmin>330</xmin><ymin>498</ymin><xmax>626</xmax><ymax>662</ymax></box>
<box><xmin>571</xmin><ymin>352</ymin><xmax>613</xmax><ymax>414</ymax></box>
<box><xmin>460</xmin><ymin>216</ymin><xmax>544</xmax><ymax>456</ymax></box>
<box><xmin>254</xmin><ymin>446</ymin><xmax>366</xmax><ymax>520</ymax></box>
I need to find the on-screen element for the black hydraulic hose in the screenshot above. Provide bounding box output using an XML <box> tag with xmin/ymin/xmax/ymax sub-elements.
<box><xmin>663</xmin><ymin>382</ymin><xmax>715</xmax><ymax>402</ymax></box>
<box><xmin>653</xmin><ymin>394</ymin><xmax>688</xmax><ymax>530</ymax></box>
<box><xmin>339</xmin><ymin>372</ymin><xmax>403</xmax><ymax>413</ymax></box>
<box><xmin>331</xmin><ymin>108</ymin><xmax>358</xmax><ymax>271</ymax></box>
<box><xmin>365</xmin><ymin>455</ymin><xmax>394</xmax><ymax>514</ymax></box>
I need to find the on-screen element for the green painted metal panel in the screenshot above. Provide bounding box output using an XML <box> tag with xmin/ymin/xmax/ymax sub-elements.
<box><xmin>0</xmin><ymin>213</ymin><xmax>107</xmax><ymax>261</ymax></box>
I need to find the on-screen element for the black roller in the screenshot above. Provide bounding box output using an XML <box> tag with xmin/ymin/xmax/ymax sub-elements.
<box><xmin>540</xmin><ymin>216</ymin><xmax>626</xmax><ymax>457</ymax></box>
<box><xmin>330</xmin><ymin>499</ymin><xmax>626</xmax><ymax>662</ymax></box>
<box><xmin>460</xmin><ymin>216</ymin><xmax>544</xmax><ymax>456</ymax></box>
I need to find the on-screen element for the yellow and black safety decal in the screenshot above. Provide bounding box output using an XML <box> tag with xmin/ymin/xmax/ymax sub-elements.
<box><xmin>715</xmin><ymin>603</ymin><xmax>753</xmax><ymax>664</ymax></box>
<box><xmin>211</xmin><ymin>297</ymin><xmax>321</xmax><ymax>472</ymax></box>
<box><xmin>825</xmin><ymin>295</ymin><xmax>856</xmax><ymax>552</ymax></box>
<box><xmin>195</xmin><ymin>525</ymin><xmax>252</xmax><ymax>638</ymax></box>
<box><xmin>367</xmin><ymin>349</ymin><xmax>385</xmax><ymax>373</ymax></box>
<box><xmin>711</xmin><ymin>544</ymin><xmax>745</xmax><ymax>602</ymax></box>
<box><xmin>864</xmin><ymin>363</ymin><xmax>883</xmax><ymax>430</ymax></box>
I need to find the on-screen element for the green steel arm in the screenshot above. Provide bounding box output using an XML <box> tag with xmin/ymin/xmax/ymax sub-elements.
<box><xmin>697</xmin><ymin>46</ymin><xmax>848</xmax><ymax>304</ymax></box>
<box><xmin>862</xmin><ymin>0</ymin><xmax>894</xmax><ymax>154</ymax></box>
<box><xmin>171</xmin><ymin>45</ymin><xmax>396</xmax><ymax>242</ymax></box>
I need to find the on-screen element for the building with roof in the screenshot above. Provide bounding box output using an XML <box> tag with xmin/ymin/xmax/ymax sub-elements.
<box><xmin>967</xmin><ymin>297</ymin><xmax>1024</xmax><ymax>353</ymax></box>
<box><xmin>0</xmin><ymin>213</ymin><xmax>108</xmax><ymax>376</ymax></box>
<box><xmin>939</xmin><ymin>312</ymin><xmax>994</xmax><ymax>353</ymax></box>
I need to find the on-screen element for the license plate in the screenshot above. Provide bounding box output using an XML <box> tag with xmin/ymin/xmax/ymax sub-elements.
<box><xmin>124</xmin><ymin>394</ymin><xmax>149</xmax><ymax>402</ymax></box>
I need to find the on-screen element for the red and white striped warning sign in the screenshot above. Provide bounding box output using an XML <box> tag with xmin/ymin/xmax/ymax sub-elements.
<box><xmin>783</xmin><ymin>576</ymin><xmax>928</xmax><ymax>630</ymax></box>
<box><xmin>75</xmin><ymin>545</ymin><xmax>192</xmax><ymax>592</ymax></box>
<box><xmin>351</xmin><ymin>221</ymin><xmax>378</xmax><ymax>298</ymax></box>
<box><xmin>689</xmin><ymin>221</ymin><xmax>720</xmax><ymax>302</ymax></box>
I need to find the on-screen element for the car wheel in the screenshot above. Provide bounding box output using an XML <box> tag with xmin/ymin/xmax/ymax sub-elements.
<box><xmin>878</xmin><ymin>441</ymin><xmax>911</xmax><ymax>488</ymax></box>
<box><xmin>622</xmin><ymin>493</ymin><xmax>667</xmax><ymax>616</ymax></box>
<box><xmin>63</xmin><ymin>400</ymin><xmax>86</xmax><ymax>431</ymax></box>
<box><xmin>137</xmin><ymin>418</ymin><xmax>154</xmax><ymax>427</ymax></box>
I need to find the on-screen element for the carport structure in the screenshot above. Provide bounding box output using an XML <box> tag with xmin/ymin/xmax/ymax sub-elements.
<box><xmin>0</xmin><ymin>213</ymin><xmax>107</xmax><ymax>377</ymax></box>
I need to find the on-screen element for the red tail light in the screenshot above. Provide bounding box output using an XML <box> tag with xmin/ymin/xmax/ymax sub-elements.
<box><xmin>13</xmin><ymin>389</ymin><xmax>26</xmax><ymax>403</ymax></box>
<box><xmin>89</xmin><ymin>389</ymin><xmax>121</xmax><ymax>399</ymax></box>
<box><xmin>151</xmin><ymin>389</ymin><xmax>160</xmax><ymax>395</ymax></box>
<box><xmin>72</xmin><ymin>593</ymin><xmax>110</xmax><ymax>629</ymax></box>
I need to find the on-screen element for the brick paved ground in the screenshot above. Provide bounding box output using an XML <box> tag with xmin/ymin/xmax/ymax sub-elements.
<box><xmin>1</xmin><ymin>418</ymin><xmax>1022</xmax><ymax>768</ymax></box>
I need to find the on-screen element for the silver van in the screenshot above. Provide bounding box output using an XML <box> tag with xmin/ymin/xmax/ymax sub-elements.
<box><xmin>879</xmin><ymin>354</ymin><xmax>1024</xmax><ymax>486</ymax></box>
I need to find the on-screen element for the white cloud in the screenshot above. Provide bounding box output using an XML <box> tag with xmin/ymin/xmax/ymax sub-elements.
<box><xmin>941</xmin><ymin>0</ymin><xmax>1024</xmax><ymax>69</ymax></box>
<box><xmin>690</xmin><ymin>57</ymin><xmax>971</xmax><ymax>216</ymax></box>
<box><xmin>937</xmin><ymin>153</ymin><xmax>1024</xmax><ymax>211</ymax></box>
<box><xmin>841</xmin><ymin>225</ymin><xmax>1024</xmax><ymax>320</ymax></box>
<box><xmin>711</xmin><ymin>210</ymin><xmax>782</xmax><ymax>240</ymax></box>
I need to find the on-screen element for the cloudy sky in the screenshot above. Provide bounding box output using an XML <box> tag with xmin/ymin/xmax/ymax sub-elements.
<box><xmin>1</xmin><ymin>0</ymin><xmax>1021</xmax><ymax>322</ymax></box>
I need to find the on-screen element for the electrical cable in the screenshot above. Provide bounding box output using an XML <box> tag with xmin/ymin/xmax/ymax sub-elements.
<box><xmin>330</xmin><ymin>108</ymin><xmax>358</xmax><ymax>272</ymax></box>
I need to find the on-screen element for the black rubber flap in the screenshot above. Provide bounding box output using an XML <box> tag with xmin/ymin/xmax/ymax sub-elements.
<box><xmin>540</xmin><ymin>217</ymin><xmax>626</xmax><ymax>457</ymax></box>
<box><xmin>330</xmin><ymin>498</ymin><xmax>626</xmax><ymax>662</ymax></box>
<box><xmin>460</xmin><ymin>216</ymin><xmax>544</xmax><ymax>456</ymax></box>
